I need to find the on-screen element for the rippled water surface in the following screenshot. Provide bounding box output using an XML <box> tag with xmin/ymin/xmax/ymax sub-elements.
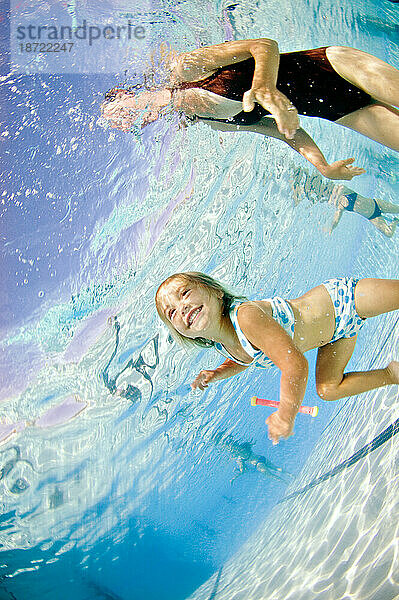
<box><xmin>1</xmin><ymin>0</ymin><xmax>398</xmax><ymax>599</ymax></box>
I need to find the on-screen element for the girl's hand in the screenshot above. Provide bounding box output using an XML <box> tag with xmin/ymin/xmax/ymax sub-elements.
<box><xmin>265</xmin><ymin>411</ymin><xmax>295</xmax><ymax>445</ymax></box>
<box><xmin>191</xmin><ymin>370</ymin><xmax>217</xmax><ymax>391</ymax></box>
<box><xmin>319</xmin><ymin>158</ymin><xmax>366</xmax><ymax>180</ymax></box>
<box><xmin>242</xmin><ymin>87</ymin><xmax>299</xmax><ymax>139</ymax></box>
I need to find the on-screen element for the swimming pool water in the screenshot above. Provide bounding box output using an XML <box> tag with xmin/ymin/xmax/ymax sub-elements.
<box><xmin>1</xmin><ymin>0</ymin><xmax>398</xmax><ymax>599</ymax></box>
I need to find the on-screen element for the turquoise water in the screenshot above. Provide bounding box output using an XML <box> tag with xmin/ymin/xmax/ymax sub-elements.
<box><xmin>1</xmin><ymin>0</ymin><xmax>398</xmax><ymax>598</ymax></box>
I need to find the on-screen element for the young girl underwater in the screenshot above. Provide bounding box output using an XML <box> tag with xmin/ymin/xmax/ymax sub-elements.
<box><xmin>155</xmin><ymin>273</ymin><xmax>399</xmax><ymax>444</ymax></box>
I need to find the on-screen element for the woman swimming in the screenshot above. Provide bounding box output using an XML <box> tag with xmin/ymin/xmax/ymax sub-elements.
<box><xmin>329</xmin><ymin>194</ymin><xmax>399</xmax><ymax>237</ymax></box>
<box><xmin>155</xmin><ymin>272</ymin><xmax>399</xmax><ymax>444</ymax></box>
<box><xmin>101</xmin><ymin>39</ymin><xmax>399</xmax><ymax>180</ymax></box>
<box><xmin>291</xmin><ymin>168</ymin><xmax>399</xmax><ymax>237</ymax></box>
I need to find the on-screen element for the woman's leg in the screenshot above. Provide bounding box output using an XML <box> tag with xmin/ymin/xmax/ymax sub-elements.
<box><xmin>335</xmin><ymin>103</ymin><xmax>399</xmax><ymax>151</ymax></box>
<box><xmin>326</xmin><ymin>47</ymin><xmax>399</xmax><ymax>107</ymax></box>
<box><xmin>374</xmin><ymin>198</ymin><xmax>399</xmax><ymax>214</ymax></box>
<box><xmin>325</xmin><ymin>47</ymin><xmax>399</xmax><ymax>150</ymax></box>
<box><xmin>369</xmin><ymin>216</ymin><xmax>398</xmax><ymax>238</ymax></box>
<box><xmin>315</xmin><ymin>336</ymin><xmax>398</xmax><ymax>401</ymax></box>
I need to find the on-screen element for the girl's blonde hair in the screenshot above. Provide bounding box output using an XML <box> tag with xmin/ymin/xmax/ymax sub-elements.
<box><xmin>155</xmin><ymin>272</ymin><xmax>246</xmax><ymax>349</ymax></box>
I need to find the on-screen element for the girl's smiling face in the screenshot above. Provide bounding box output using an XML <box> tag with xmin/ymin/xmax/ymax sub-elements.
<box><xmin>156</xmin><ymin>278</ymin><xmax>223</xmax><ymax>340</ymax></box>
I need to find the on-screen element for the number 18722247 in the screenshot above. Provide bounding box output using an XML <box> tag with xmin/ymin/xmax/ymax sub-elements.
<box><xmin>19</xmin><ymin>42</ymin><xmax>74</xmax><ymax>52</ymax></box>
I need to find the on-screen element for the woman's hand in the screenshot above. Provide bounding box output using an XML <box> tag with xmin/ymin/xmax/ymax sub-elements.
<box><xmin>101</xmin><ymin>101</ymin><xmax>134</xmax><ymax>132</ymax></box>
<box><xmin>243</xmin><ymin>87</ymin><xmax>299</xmax><ymax>139</ymax></box>
<box><xmin>319</xmin><ymin>158</ymin><xmax>366</xmax><ymax>180</ymax></box>
<box><xmin>191</xmin><ymin>370</ymin><xmax>217</xmax><ymax>390</ymax></box>
<box><xmin>265</xmin><ymin>411</ymin><xmax>295</xmax><ymax>445</ymax></box>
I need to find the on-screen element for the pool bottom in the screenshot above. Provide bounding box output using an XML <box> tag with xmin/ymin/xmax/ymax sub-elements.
<box><xmin>188</xmin><ymin>318</ymin><xmax>399</xmax><ymax>600</ymax></box>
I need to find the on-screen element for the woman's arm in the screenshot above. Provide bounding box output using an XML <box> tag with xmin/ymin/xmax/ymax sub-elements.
<box><xmin>175</xmin><ymin>38</ymin><xmax>299</xmax><ymax>139</ymax></box>
<box><xmin>329</xmin><ymin>207</ymin><xmax>344</xmax><ymax>232</ymax></box>
<box><xmin>237</xmin><ymin>303</ymin><xmax>309</xmax><ymax>444</ymax></box>
<box><xmin>285</xmin><ymin>129</ymin><xmax>366</xmax><ymax>180</ymax></box>
<box><xmin>175</xmin><ymin>39</ymin><xmax>279</xmax><ymax>82</ymax></box>
<box><xmin>204</xmin><ymin>118</ymin><xmax>366</xmax><ymax>180</ymax></box>
<box><xmin>191</xmin><ymin>359</ymin><xmax>249</xmax><ymax>391</ymax></box>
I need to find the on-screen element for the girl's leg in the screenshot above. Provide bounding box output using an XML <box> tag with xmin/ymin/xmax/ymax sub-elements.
<box><xmin>325</xmin><ymin>47</ymin><xmax>399</xmax><ymax>107</ymax></box>
<box><xmin>335</xmin><ymin>103</ymin><xmax>399</xmax><ymax>151</ymax></box>
<box><xmin>374</xmin><ymin>198</ymin><xmax>399</xmax><ymax>214</ymax></box>
<box><xmin>354</xmin><ymin>278</ymin><xmax>399</xmax><ymax>318</ymax></box>
<box><xmin>369</xmin><ymin>216</ymin><xmax>398</xmax><ymax>238</ymax></box>
<box><xmin>315</xmin><ymin>336</ymin><xmax>399</xmax><ymax>401</ymax></box>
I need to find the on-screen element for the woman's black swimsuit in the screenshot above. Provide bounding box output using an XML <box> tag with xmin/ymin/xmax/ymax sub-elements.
<box><xmin>177</xmin><ymin>47</ymin><xmax>371</xmax><ymax>124</ymax></box>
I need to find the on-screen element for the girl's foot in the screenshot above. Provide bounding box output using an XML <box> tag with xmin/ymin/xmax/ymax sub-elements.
<box><xmin>386</xmin><ymin>361</ymin><xmax>399</xmax><ymax>384</ymax></box>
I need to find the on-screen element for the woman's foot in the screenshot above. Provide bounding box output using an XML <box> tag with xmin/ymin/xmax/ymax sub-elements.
<box><xmin>371</xmin><ymin>217</ymin><xmax>398</xmax><ymax>238</ymax></box>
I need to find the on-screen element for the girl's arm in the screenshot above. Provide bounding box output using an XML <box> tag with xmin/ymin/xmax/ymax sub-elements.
<box><xmin>237</xmin><ymin>303</ymin><xmax>309</xmax><ymax>444</ymax></box>
<box><xmin>175</xmin><ymin>39</ymin><xmax>299</xmax><ymax>139</ymax></box>
<box><xmin>191</xmin><ymin>359</ymin><xmax>249</xmax><ymax>391</ymax></box>
<box><xmin>204</xmin><ymin>118</ymin><xmax>366</xmax><ymax>180</ymax></box>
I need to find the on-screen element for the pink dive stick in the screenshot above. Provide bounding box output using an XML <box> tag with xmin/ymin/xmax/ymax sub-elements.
<box><xmin>251</xmin><ymin>396</ymin><xmax>319</xmax><ymax>417</ymax></box>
